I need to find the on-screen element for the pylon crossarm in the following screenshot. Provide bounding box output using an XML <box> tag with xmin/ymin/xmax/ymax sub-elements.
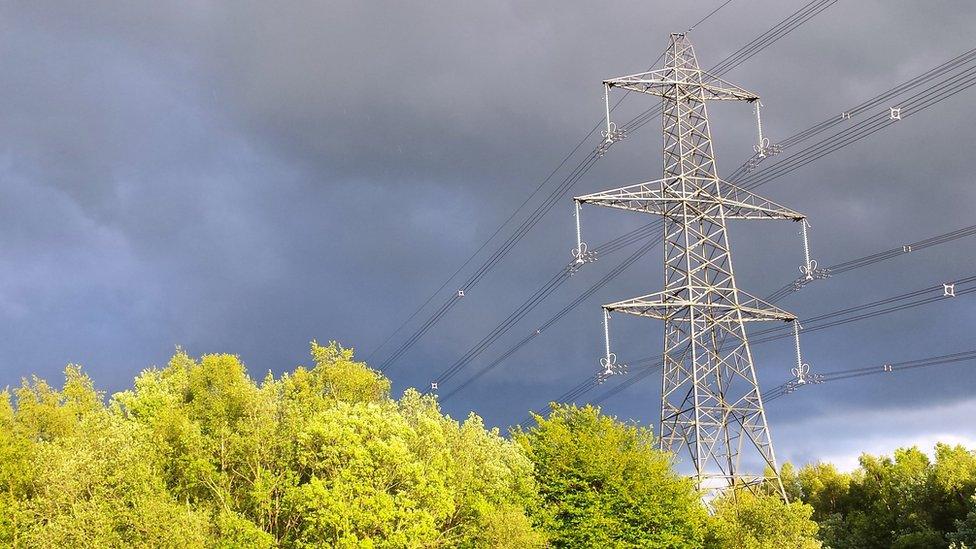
<box><xmin>733</xmin><ymin>290</ymin><xmax>798</xmax><ymax>321</ymax></box>
<box><xmin>711</xmin><ymin>178</ymin><xmax>805</xmax><ymax>221</ymax></box>
<box><xmin>698</xmin><ymin>70</ymin><xmax>761</xmax><ymax>101</ymax></box>
<box><xmin>605</xmin><ymin>68</ymin><xmax>759</xmax><ymax>102</ymax></box>
<box><xmin>574</xmin><ymin>179</ymin><xmax>672</xmax><ymax>217</ymax></box>
<box><xmin>575</xmin><ymin>177</ymin><xmax>805</xmax><ymax>221</ymax></box>
<box><xmin>603</xmin><ymin>289</ymin><xmax>797</xmax><ymax>322</ymax></box>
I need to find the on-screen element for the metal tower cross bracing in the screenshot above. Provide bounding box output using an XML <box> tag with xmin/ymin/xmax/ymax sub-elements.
<box><xmin>574</xmin><ymin>33</ymin><xmax>812</xmax><ymax>497</ymax></box>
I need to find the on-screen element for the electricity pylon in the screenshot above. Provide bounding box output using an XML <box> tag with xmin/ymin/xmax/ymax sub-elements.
<box><xmin>574</xmin><ymin>33</ymin><xmax>813</xmax><ymax>498</ymax></box>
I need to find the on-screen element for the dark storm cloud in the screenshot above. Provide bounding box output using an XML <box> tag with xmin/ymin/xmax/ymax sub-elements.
<box><xmin>1</xmin><ymin>0</ymin><xmax>975</xmax><ymax>467</ymax></box>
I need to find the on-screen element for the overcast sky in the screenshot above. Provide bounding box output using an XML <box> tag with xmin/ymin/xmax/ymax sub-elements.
<box><xmin>2</xmin><ymin>1</ymin><xmax>975</xmax><ymax>470</ymax></box>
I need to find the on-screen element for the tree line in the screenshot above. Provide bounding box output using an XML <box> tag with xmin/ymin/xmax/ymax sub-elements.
<box><xmin>0</xmin><ymin>341</ymin><xmax>973</xmax><ymax>547</ymax></box>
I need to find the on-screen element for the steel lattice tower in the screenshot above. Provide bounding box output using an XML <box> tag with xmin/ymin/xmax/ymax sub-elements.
<box><xmin>575</xmin><ymin>33</ymin><xmax>810</xmax><ymax>496</ymax></box>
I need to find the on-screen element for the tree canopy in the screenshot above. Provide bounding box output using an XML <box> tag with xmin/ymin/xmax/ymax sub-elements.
<box><xmin>705</xmin><ymin>490</ymin><xmax>821</xmax><ymax>549</ymax></box>
<box><xmin>0</xmin><ymin>343</ymin><xmax>542</xmax><ymax>547</ymax></box>
<box><xmin>783</xmin><ymin>443</ymin><xmax>976</xmax><ymax>548</ymax></box>
<box><xmin>0</xmin><ymin>342</ymin><xmax>971</xmax><ymax>548</ymax></box>
<box><xmin>514</xmin><ymin>403</ymin><xmax>708</xmax><ymax>548</ymax></box>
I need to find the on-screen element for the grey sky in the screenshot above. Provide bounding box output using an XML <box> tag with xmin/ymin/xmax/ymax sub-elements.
<box><xmin>2</xmin><ymin>1</ymin><xmax>975</xmax><ymax>468</ymax></box>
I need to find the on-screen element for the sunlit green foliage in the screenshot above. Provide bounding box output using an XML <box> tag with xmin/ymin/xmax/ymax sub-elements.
<box><xmin>3</xmin><ymin>343</ymin><xmax>974</xmax><ymax>548</ymax></box>
<box><xmin>0</xmin><ymin>343</ymin><xmax>542</xmax><ymax>547</ymax></box>
<box><xmin>514</xmin><ymin>403</ymin><xmax>707</xmax><ymax>548</ymax></box>
<box><xmin>784</xmin><ymin>443</ymin><xmax>976</xmax><ymax>548</ymax></box>
<box><xmin>0</xmin><ymin>366</ymin><xmax>212</xmax><ymax>546</ymax></box>
<box><xmin>705</xmin><ymin>490</ymin><xmax>821</xmax><ymax>549</ymax></box>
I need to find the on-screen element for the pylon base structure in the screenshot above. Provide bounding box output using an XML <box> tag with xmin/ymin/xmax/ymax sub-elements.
<box><xmin>576</xmin><ymin>33</ymin><xmax>807</xmax><ymax>499</ymax></box>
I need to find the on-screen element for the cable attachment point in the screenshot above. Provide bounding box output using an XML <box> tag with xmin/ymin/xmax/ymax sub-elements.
<box><xmin>798</xmin><ymin>219</ymin><xmax>818</xmax><ymax>281</ymax></box>
<box><xmin>597</xmin><ymin>123</ymin><xmax>627</xmax><ymax>158</ymax></box>
<box><xmin>799</xmin><ymin>260</ymin><xmax>819</xmax><ymax>281</ymax></box>
<box><xmin>571</xmin><ymin>200</ymin><xmax>597</xmax><ymax>271</ymax></box>
<box><xmin>597</xmin><ymin>309</ymin><xmax>627</xmax><ymax>384</ymax></box>
<box><xmin>754</xmin><ymin>101</ymin><xmax>766</xmax><ymax>155</ymax></box>
<box><xmin>790</xmin><ymin>266</ymin><xmax>830</xmax><ymax>292</ymax></box>
<box><xmin>744</xmin><ymin>101</ymin><xmax>782</xmax><ymax>171</ymax></box>
<box><xmin>791</xmin><ymin>363</ymin><xmax>811</xmax><ymax>385</ymax></box>
<box><xmin>744</xmin><ymin>144</ymin><xmax>783</xmax><ymax>173</ymax></box>
<box><xmin>601</xmin><ymin>122</ymin><xmax>627</xmax><ymax>144</ymax></box>
<box><xmin>430</xmin><ymin>381</ymin><xmax>438</xmax><ymax>391</ymax></box>
<box><xmin>571</xmin><ymin>241</ymin><xmax>597</xmax><ymax>267</ymax></box>
<box><xmin>754</xmin><ymin>137</ymin><xmax>771</xmax><ymax>159</ymax></box>
<box><xmin>598</xmin><ymin>83</ymin><xmax>626</xmax><ymax>158</ymax></box>
<box><xmin>890</xmin><ymin>107</ymin><xmax>901</xmax><ymax>120</ymax></box>
<box><xmin>597</xmin><ymin>353</ymin><xmax>628</xmax><ymax>384</ymax></box>
<box><xmin>944</xmin><ymin>283</ymin><xmax>956</xmax><ymax>297</ymax></box>
<box><xmin>752</xmin><ymin>100</ymin><xmax>781</xmax><ymax>159</ymax></box>
<box><xmin>841</xmin><ymin>111</ymin><xmax>853</xmax><ymax>120</ymax></box>
<box><xmin>789</xmin><ymin>320</ymin><xmax>820</xmax><ymax>389</ymax></box>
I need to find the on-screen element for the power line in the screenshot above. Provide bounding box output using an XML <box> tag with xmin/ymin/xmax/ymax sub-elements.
<box><xmin>431</xmin><ymin>219</ymin><xmax>675</xmax><ymax>393</ymax></box>
<box><xmin>372</xmin><ymin>0</ymin><xmax>837</xmax><ymax>370</ymax></box>
<box><xmin>687</xmin><ymin>0</ymin><xmax>736</xmax><ymax>33</ymax></box>
<box><xmin>608</xmin><ymin>47</ymin><xmax>976</xmax><ymax>265</ymax></box>
<box><xmin>439</xmin><ymin>235</ymin><xmax>661</xmax><ymax>399</ymax></box>
<box><xmin>372</xmin><ymin>57</ymin><xmax>662</xmax><ymax>369</ymax></box>
<box><xmin>447</xmin><ymin>55</ymin><xmax>976</xmax><ymax>403</ymax></box>
<box><xmin>730</xmin><ymin>63</ymin><xmax>976</xmax><ymax>192</ymax></box>
<box><xmin>581</xmin><ymin>273</ymin><xmax>976</xmax><ymax>409</ymax></box>
<box><xmin>622</xmin><ymin>0</ymin><xmax>839</xmax><ymax>135</ymax></box>
<box><xmin>426</xmin><ymin>3</ymin><xmax>842</xmax><ymax>389</ymax></box>
<box><xmin>775</xmin><ymin>47</ymin><xmax>976</xmax><ymax>149</ymax></box>
<box><xmin>765</xmin><ymin>223</ymin><xmax>976</xmax><ymax>303</ymax></box>
<box><xmin>376</xmin><ymin>147</ymin><xmax>603</xmax><ymax>370</ymax></box>
<box><xmin>548</xmin><ymin>220</ymin><xmax>976</xmax><ymax>408</ymax></box>
<box><xmin>515</xmin><ymin>37</ymin><xmax>976</xmax><ymax>428</ymax></box>
<box><xmin>763</xmin><ymin>349</ymin><xmax>976</xmax><ymax>402</ymax></box>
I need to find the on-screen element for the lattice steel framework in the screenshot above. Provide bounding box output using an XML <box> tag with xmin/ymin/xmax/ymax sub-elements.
<box><xmin>575</xmin><ymin>33</ymin><xmax>807</xmax><ymax>497</ymax></box>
